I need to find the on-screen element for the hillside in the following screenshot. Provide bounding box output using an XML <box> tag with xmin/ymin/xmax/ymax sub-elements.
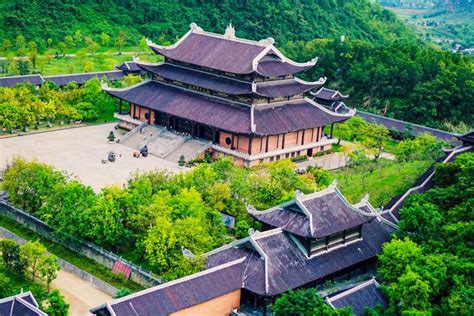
<box><xmin>0</xmin><ymin>0</ymin><xmax>472</xmax><ymax>130</ymax></box>
<box><xmin>381</xmin><ymin>0</ymin><xmax>474</xmax><ymax>49</ymax></box>
<box><xmin>0</xmin><ymin>0</ymin><xmax>410</xmax><ymax>49</ymax></box>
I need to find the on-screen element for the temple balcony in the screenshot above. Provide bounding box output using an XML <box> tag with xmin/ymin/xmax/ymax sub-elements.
<box><xmin>212</xmin><ymin>136</ymin><xmax>337</xmax><ymax>164</ymax></box>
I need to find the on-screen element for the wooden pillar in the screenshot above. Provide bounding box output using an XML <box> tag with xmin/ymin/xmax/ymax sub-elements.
<box><xmin>148</xmin><ymin>108</ymin><xmax>151</xmax><ymax>124</ymax></box>
<box><xmin>282</xmin><ymin>133</ymin><xmax>286</xmax><ymax>149</ymax></box>
<box><xmin>248</xmin><ymin>135</ymin><xmax>253</xmax><ymax>155</ymax></box>
<box><xmin>119</xmin><ymin>99</ymin><xmax>123</xmax><ymax>114</ymax></box>
<box><xmin>330</xmin><ymin>124</ymin><xmax>334</xmax><ymax>139</ymax></box>
<box><xmin>301</xmin><ymin>130</ymin><xmax>305</xmax><ymax>145</ymax></box>
<box><xmin>212</xmin><ymin>128</ymin><xmax>217</xmax><ymax>144</ymax></box>
<box><xmin>167</xmin><ymin>115</ymin><xmax>171</xmax><ymax>130</ymax></box>
<box><xmin>262</xmin><ymin>297</ymin><xmax>268</xmax><ymax>316</ymax></box>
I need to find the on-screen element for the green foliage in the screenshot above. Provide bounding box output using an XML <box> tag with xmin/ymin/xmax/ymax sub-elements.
<box><xmin>44</xmin><ymin>289</ymin><xmax>69</xmax><ymax>316</ymax></box>
<box><xmin>20</xmin><ymin>241</ymin><xmax>47</xmax><ymax>282</ymax></box>
<box><xmin>2</xmin><ymin>158</ymin><xmax>316</xmax><ymax>279</ymax></box>
<box><xmin>0</xmin><ymin>239</ymin><xmax>25</xmax><ymax>274</ymax></box>
<box><xmin>377</xmin><ymin>153</ymin><xmax>474</xmax><ymax>315</ymax></box>
<box><xmin>0</xmin><ymin>78</ymin><xmax>117</xmax><ymax>131</ymax></box>
<box><xmin>333</xmin><ymin>159</ymin><xmax>430</xmax><ymax>206</ymax></box>
<box><xmin>397</xmin><ymin>133</ymin><xmax>446</xmax><ymax>162</ymax></box>
<box><xmin>114</xmin><ymin>287</ymin><xmax>132</xmax><ymax>298</ymax></box>
<box><xmin>39</xmin><ymin>255</ymin><xmax>60</xmax><ymax>292</ymax></box>
<box><xmin>0</xmin><ymin>0</ymin><xmax>471</xmax><ymax>129</ymax></box>
<box><xmin>272</xmin><ymin>288</ymin><xmax>353</xmax><ymax>315</ymax></box>
<box><xmin>0</xmin><ymin>272</ymin><xmax>12</xmax><ymax>297</ymax></box>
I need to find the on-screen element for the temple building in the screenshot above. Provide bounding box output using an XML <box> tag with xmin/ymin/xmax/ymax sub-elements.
<box><xmin>325</xmin><ymin>278</ymin><xmax>387</xmax><ymax>315</ymax></box>
<box><xmin>0</xmin><ymin>291</ymin><xmax>47</xmax><ymax>316</ymax></box>
<box><xmin>91</xmin><ymin>182</ymin><xmax>396</xmax><ymax>316</ymax></box>
<box><xmin>104</xmin><ymin>23</ymin><xmax>355</xmax><ymax>166</ymax></box>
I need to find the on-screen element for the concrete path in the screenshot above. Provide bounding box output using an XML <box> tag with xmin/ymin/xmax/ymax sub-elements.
<box><xmin>297</xmin><ymin>152</ymin><xmax>347</xmax><ymax>170</ymax></box>
<box><xmin>51</xmin><ymin>270</ymin><xmax>112</xmax><ymax>316</ymax></box>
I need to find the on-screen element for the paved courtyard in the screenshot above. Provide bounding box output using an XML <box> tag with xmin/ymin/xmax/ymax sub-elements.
<box><xmin>0</xmin><ymin>123</ymin><xmax>181</xmax><ymax>191</ymax></box>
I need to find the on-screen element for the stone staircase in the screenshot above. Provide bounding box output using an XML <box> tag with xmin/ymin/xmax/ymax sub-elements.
<box><xmin>119</xmin><ymin>124</ymin><xmax>210</xmax><ymax>163</ymax></box>
<box><xmin>164</xmin><ymin>139</ymin><xmax>210</xmax><ymax>164</ymax></box>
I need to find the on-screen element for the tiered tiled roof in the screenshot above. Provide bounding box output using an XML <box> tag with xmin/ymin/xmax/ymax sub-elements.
<box><xmin>247</xmin><ymin>182</ymin><xmax>372</xmax><ymax>238</ymax></box>
<box><xmin>137</xmin><ymin>63</ymin><xmax>252</xmax><ymax>95</ymax></box>
<box><xmin>311</xmin><ymin>87</ymin><xmax>349</xmax><ymax>102</ymax></box>
<box><xmin>104</xmin><ymin>80</ymin><xmax>352</xmax><ymax>135</ymax></box>
<box><xmin>0</xmin><ymin>74</ymin><xmax>44</xmax><ymax>87</ymax></box>
<box><xmin>116</xmin><ymin>61</ymin><xmax>142</xmax><ymax>73</ymax></box>
<box><xmin>91</xmin><ymin>258</ymin><xmax>246</xmax><ymax>316</ymax></box>
<box><xmin>0</xmin><ymin>292</ymin><xmax>47</xmax><ymax>316</ymax></box>
<box><xmin>206</xmin><ymin>219</ymin><xmax>394</xmax><ymax>296</ymax></box>
<box><xmin>138</xmin><ymin>62</ymin><xmax>325</xmax><ymax>98</ymax></box>
<box><xmin>326</xmin><ymin>279</ymin><xmax>387</xmax><ymax>315</ymax></box>
<box><xmin>148</xmin><ymin>23</ymin><xmax>317</xmax><ymax>77</ymax></box>
<box><xmin>44</xmin><ymin>70</ymin><xmax>124</xmax><ymax>87</ymax></box>
<box><xmin>92</xmin><ymin>184</ymin><xmax>396</xmax><ymax>315</ymax></box>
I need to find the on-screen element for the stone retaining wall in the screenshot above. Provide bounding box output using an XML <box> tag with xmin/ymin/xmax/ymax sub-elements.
<box><xmin>0</xmin><ymin>200</ymin><xmax>161</xmax><ymax>287</ymax></box>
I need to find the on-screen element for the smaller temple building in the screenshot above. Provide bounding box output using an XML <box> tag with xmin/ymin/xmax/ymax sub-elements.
<box><xmin>325</xmin><ymin>278</ymin><xmax>387</xmax><ymax>315</ymax></box>
<box><xmin>104</xmin><ymin>23</ymin><xmax>355</xmax><ymax>166</ymax></box>
<box><xmin>91</xmin><ymin>182</ymin><xmax>396</xmax><ymax>316</ymax></box>
<box><xmin>0</xmin><ymin>291</ymin><xmax>47</xmax><ymax>316</ymax></box>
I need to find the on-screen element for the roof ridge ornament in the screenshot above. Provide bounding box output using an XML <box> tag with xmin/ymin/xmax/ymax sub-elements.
<box><xmin>224</xmin><ymin>23</ymin><xmax>236</xmax><ymax>39</ymax></box>
<box><xmin>190</xmin><ymin>22</ymin><xmax>203</xmax><ymax>33</ymax></box>
<box><xmin>259</xmin><ymin>37</ymin><xmax>275</xmax><ymax>46</ymax></box>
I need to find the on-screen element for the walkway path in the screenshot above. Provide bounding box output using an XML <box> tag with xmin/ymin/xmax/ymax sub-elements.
<box><xmin>0</xmin><ymin>226</ymin><xmax>113</xmax><ymax>316</ymax></box>
<box><xmin>52</xmin><ymin>270</ymin><xmax>112</xmax><ymax>316</ymax></box>
<box><xmin>357</xmin><ymin>111</ymin><xmax>459</xmax><ymax>141</ymax></box>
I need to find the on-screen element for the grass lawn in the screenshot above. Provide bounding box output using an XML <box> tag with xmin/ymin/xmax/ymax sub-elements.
<box><xmin>1</xmin><ymin>50</ymin><xmax>162</xmax><ymax>77</ymax></box>
<box><xmin>331</xmin><ymin>159</ymin><xmax>431</xmax><ymax>208</ymax></box>
<box><xmin>0</xmin><ymin>215</ymin><xmax>143</xmax><ymax>292</ymax></box>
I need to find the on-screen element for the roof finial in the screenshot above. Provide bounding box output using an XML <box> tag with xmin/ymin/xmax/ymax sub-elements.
<box><xmin>190</xmin><ymin>22</ymin><xmax>203</xmax><ymax>33</ymax></box>
<box><xmin>329</xmin><ymin>180</ymin><xmax>338</xmax><ymax>189</ymax></box>
<box><xmin>225</xmin><ymin>23</ymin><xmax>236</xmax><ymax>39</ymax></box>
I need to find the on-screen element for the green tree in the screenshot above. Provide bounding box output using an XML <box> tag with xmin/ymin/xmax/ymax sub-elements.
<box><xmin>114</xmin><ymin>287</ymin><xmax>132</xmax><ymax>298</ymax></box>
<box><xmin>115</xmin><ymin>31</ymin><xmax>126</xmax><ymax>54</ymax></box>
<box><xmin>0</xmin><ymin>239</ymin><xmax>25</xmax><ymax>274</ymax></box>
<box><xmin>398</xmin><ymin>197</ymin><xmax>443</xmax><ymax>243</ymax></box>
<box><xmin>378</xmin><ymin>238</ymin><xmax>423</xmax><ymax>284</ymax></box>
<box><xmin>56</xmin><ymin>42</ymin><xmax>67</xmax><ymax>57</ymax></box>
<box><xmin>39</xmin><ymin>255</ymin><xmax>60</xmax><ymax>292</ymax></box>
<box><xmin>393</xmin><ymin>268</ymin><xmax>432</xmax><ymax>312</ymax></box>
<box><xmin>20</xmin><ymin>241</ymin><xmax>47</xmax><ymax>282</ymax></box>
<box><xmin>44</xmin><ymin>289</ymin><xmax>69</xmax><ymax>316</ymax></box>
<box><xmin>86</xmin><ymin>186</ymin><xmax>130</xmax><ymax>250</ymax></box>
<box><xmin>64</xmin><ymin>35</ymin><xmax>73</xmax><ymax>48</ymax></box>
<box><xmin>360</xmin><ymin>123</ymin><xmax>390</xmax><ymax>160</ymax></box>
<box><xmin>2</xmin><ymin>39</ymin><xmax>12</xmax><ymax>51</ymax></box>
<box><xmin>100</xmin><ymin>32</ymin><xmax>111</xmax><ymax>46</ymax></box>
<box><xmin>0</xmin><ymin>273</ymin><xmax>12</xmax><ymax>297</ymax></box>
<box><xmin>15</xmin><ymin>34</ymin><xmax>26</xmax><ymax>55</ymax></box>
<box><xmin>273</xmin><ymin>288</ymin><xmax>352</xmax><ymax>315</ymax></box>
<box><xmin>27</xmin><ymin>41</ymin><xmax>38</xmax><ymax>70</ymax></box>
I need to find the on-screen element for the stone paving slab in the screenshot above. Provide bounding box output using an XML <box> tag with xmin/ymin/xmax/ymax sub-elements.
<box><xmin>0</xmin><ymin>123</ymin><xmax>181</xmax><ymax>191</ymax></box>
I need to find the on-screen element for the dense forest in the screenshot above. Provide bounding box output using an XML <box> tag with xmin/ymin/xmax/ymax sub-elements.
<box><xmin>1</xmin><ymin>0</ymin><xmax>472</xmax><ymax>130</ymax></box>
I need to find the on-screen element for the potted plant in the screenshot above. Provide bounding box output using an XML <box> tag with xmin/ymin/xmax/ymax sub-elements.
<box><xmin>107</xmin><ymin>131</ymin><xmax>116</xmax><ymax>144</ymax></box>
